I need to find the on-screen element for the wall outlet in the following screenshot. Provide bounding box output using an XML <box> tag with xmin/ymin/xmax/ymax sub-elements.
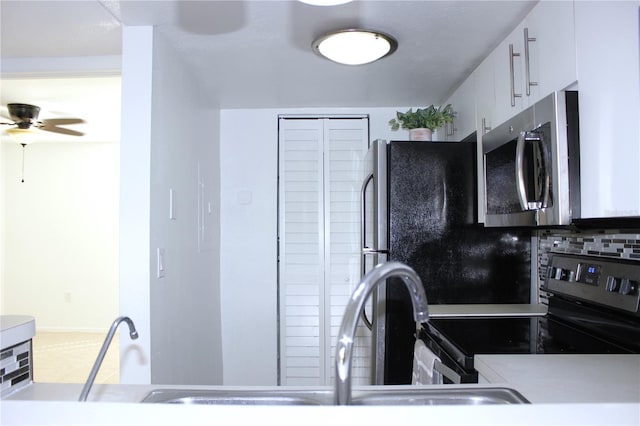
<box><xmin>64</xmin><ymin>292</ymin><xmax>71</xmax><ymax>303</ymax></box>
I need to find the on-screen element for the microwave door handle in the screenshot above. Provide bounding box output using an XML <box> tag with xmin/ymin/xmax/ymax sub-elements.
<box><xmin>537</xmin><ymin>131</ymin><xmax>552</xmax><ymax>209</ymax></box>
<box><xmin>515</xmin><ymin>132</ymin><xmax>530</xmax><ymax>210</ymax></box>
<box><xmin>516</xmin><ymin>131</ymin><xmax>552</xmax><ymax>210</ymax></box>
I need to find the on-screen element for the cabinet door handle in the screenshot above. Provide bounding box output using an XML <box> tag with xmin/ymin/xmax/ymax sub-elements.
<box><xmin>446</xmin><ymin>113</ymin><xmax>456</xmax><ymax>137</ymax></box>
<box><xmin>524</xmin><ymin>27</ymin><xmax>538</xmax><ymax>96</ymax></box>
<box><xmin>509</xmin><ymin>43</ymin><xmax>522</xmax><ymax>107</ymax></box>
<box><xmin>482</xmin><ymin>117</ymin><xmax>491</xmax><ymax>135</ymax></box>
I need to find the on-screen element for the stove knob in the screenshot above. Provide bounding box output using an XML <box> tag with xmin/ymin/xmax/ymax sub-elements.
<box><xmin>605</xmin><ymin>276</ymin><xmax>620</xmax><ymax>292</ymax></box>
<box><xmin>619</xmin><ymin>279</ymin><xmax>638</xmax><ymax>296</ymax></box>
<box><xmin>559</xmin><ymin>269</ymin><xmax>570</xmax><ymax>281</ymax></box>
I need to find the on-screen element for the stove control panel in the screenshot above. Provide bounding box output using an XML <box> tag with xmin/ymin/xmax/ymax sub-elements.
<box><xmin>543</xmin><ymin>254</ymin><xmax>640</xmax><ymax>315</ymax></box>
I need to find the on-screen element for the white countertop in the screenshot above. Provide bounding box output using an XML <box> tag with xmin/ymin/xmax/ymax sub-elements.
<box><xmin>2</xmin><ymin>399</ymin><xmax>639</xmax><ymax>426</ymax></box>
<box><xmin>475</xmin><ymin>354</ymin><xmax>640</xmax><ymax>404</ymax></box>
<box><xmin>0</xmin><ymin>315</ymin><xmax>35</xmax><ymax>350</ymax></box>
<box><xmin>2</xmin><ymin>354</ymin><xmax>639</xmax><ymax>425</ymax></box>
<box><xmin>428</xmin><ymin>304</ymin><xmax>547</xmax><ymax>318</ymax></box>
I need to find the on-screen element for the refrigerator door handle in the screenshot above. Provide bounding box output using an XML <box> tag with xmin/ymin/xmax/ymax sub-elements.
<box><xmin>360</xmin><ymin>172</ymin><xmax>377</xmax><ymax>331</ymax></box>
<box><xmin>360</xmin><ymin>249</ymin><xmax>388</xmax><ymax>331</ymax></box>
<box><xmin>360</xmin><ymin>303</ymin><xmax>373</xmax><ymax>331</ymax></box>
<box><xmin>360</xmin><ymin>173</ymin><xmax>374</xmax><ymax>256</ymax></box>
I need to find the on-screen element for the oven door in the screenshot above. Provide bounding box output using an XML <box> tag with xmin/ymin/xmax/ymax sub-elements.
<box><xmin>418</xmin><ymin>327</ymin><xmax>478</xmax><ymax>384</ymax></box>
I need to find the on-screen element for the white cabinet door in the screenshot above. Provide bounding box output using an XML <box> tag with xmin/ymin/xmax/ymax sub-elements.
<box><xmin>493</xmin><ymin>22</ymin><xmax>526</xmax><ymax>127</ymax></box>
<box><xmin>574</xmin><ymin>1</ymin><xmax>640</xmax><ymax>218</ymax></box>
<box><xmin>443</xmin><ymin>73</ymin><xmax>476</xmax><ymax>141</ymax></box>
<box><xmin>474</xmin><ymin>54</ymin><xmax>496</xmax><ymax>136</ymax></box>
<box><xmin>490</xmin><ymin>1</ymin><xmax>577</xmax><ymax>127</ymax></box>
<box><xmin>525</xmin><ymin>1</ymin><xmax>577</xmax><ymax>104</ymax></box>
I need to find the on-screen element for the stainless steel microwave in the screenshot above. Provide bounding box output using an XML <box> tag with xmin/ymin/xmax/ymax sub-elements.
<box><xmin>482</xmin><ymin>91</ymin><xmax>580</xmax><ymax>227</ymax></box>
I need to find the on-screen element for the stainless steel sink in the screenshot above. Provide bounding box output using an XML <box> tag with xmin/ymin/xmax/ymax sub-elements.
<box><xmin>352</xmin><ymin>387</ymin><xmax>530</xmax><ymax>405</ymax></box>
<box><xmin>141</xmin><ymin>387</ymin><xmax>528</xmax><ymax>406</ymax></box>
<box><xmin>141</xmin><ymin>389</ymin><xmax>333</xmax><ymax>405</ymax></box>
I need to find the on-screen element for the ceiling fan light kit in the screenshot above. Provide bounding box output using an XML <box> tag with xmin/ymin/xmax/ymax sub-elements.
<box><xmin>2</xmin><ymin>102</ymin><xmax>85</xmax><ymax>183</ymax></box>
<box><xmin>312</xmin><ymin>29</ymin><xmax>397</xmax><ymax>65</ymax></box>
<box><xmin>2</xmin><ymin>102</ymin><xmax>85</xmax><ymax>139</ymax></box>
<box><xmin>5</xmin><ymin>128</ymin><xmax>38</xmax><ymax>146</ymax></box>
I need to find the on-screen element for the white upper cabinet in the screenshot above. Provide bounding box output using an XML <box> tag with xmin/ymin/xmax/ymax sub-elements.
<box><xmin>574</xmin><ymin>1</ymin><xmax>640</xmax><ymax>218</ymax></box>
<box><xmin>449</xmin><ymin>1</ymin><xmax>639</xmax><ymax>219</ymax></box>
<box><xmin>492</xmin><ymin>25</ymin><xmax>526</xmax><ymax>126</ymax></box>
<box><xmin>525</xmin><ymin>1</ymin><xmax>577</xmax><ymax>104</ymax></box>
<box><xmin>474</xmin><ymin>54</ymin><xmax>496</xmax><ymax>137</ymax></box>
<box><xmin>442</xmin><ymin>73</ymin><xmax>477</xmax><ymax>141</ymax></box>
<box><xmin>476</xmin><ymin>1</ymin><xmax>577</xmax><ymax>129</ymax></box>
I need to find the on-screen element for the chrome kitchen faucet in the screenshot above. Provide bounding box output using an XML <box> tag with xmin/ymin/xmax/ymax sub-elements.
<box><xmin>335</xmin><ymin>262</ymin><xmax>429</xmax><ymax>405</ymax></box>
<box><xmin>79</xmin><ymin>316</ymin><xmax>138</xmax><ymax>402</ymax></box>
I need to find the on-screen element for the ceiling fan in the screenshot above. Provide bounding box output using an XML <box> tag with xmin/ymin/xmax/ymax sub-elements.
<box><xmin>1</xmin><ymin>103</ymin><xmax>85</xmax><ymax>139</ymax></box>
<box><xmin>1</xmin><ymin>103</ymin><xmax>85</xmax><ymax>183</ymax></box>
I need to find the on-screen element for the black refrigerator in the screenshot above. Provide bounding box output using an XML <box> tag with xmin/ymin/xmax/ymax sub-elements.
<box><xmin>361</xmin><ymin>139</ymin><xmax>531</xmax><ymax>385</ymax></box>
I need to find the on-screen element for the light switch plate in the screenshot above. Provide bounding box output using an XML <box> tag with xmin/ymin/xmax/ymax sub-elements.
<box><xmin>157</xmin><ymin>248</ymin><xmax>165</xmax><ymax>278</ymax></box>
<box><xmin>169</xmin><ymin>188</ymin><xmax>176</xmax><ymax>220</ymax></box>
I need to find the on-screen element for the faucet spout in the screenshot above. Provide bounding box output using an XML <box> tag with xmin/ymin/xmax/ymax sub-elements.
<box><xmin>79</xmin><ymin>316</ymin><xmax>138</xmax><ymax>402</ymax></box>
<box><xmin>335</xmin><ymin>261</ymin><xmax>429</xmax><ymax>405</ymax></box>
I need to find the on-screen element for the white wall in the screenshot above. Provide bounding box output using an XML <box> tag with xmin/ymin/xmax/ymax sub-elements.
<box><xmin>0</xmin><ymin>136</ymin><xmax>5</xmax><ymax>314</ymax></box>
<box><xmin>1</xmin><ymin>141</ymin><xmax>119</xmax><ymax>331</ymax></box>
<box><xmin>219</xmin><ymin>107</ymin><xmax>417</xmax><ymax>385</ymax></box>
<box><xmin>148</xmin><ymin>30</ymin><xmax>223</xmax><ymax>385</ymax></box>
<box><xmin>119</xmin><ymin>26</ymin><xmax>153</xmax><ymax>384</ymax></box>
<box><xmin>119</xmin><ymin>26</ymin><xmax>223</xmax><ymax>385</ymax></box>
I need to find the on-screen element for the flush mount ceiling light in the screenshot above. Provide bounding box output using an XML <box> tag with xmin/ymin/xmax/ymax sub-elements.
<box><xmin>299</xmin><ymin>0</ymin><xmax>352</xmax><ymax>5</ymax></box>
<box><xmin>312</xmin><ymin>29</ymin><xmax>397</xmax><ymax>66</ymax></box>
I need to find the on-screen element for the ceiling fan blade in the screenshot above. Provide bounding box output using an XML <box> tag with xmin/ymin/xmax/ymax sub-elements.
<box><xmin>39</xmin><ymin>125</ymin><xmax>85</xmax><ymax>137</ymax></box>
<box><xmin>41</xmin><ymin>118</ymin><xmax>85</xmax><ymax>126</ymax></box>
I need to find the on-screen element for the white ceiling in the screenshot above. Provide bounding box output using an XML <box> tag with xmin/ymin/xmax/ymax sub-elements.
<box><xmin>0</xmin><ymin>0</ymin><xmax>537</xmax><ymax>142</ymax></box>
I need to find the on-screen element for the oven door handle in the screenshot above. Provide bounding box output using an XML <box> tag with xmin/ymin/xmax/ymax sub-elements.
<box><xmin>434</xmin><ymin>360</ymin><xmax>462</xmax><ymax>384</ymax></box>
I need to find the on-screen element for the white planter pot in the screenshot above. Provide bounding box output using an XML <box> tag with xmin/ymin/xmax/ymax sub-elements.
<box><xmin>409</xmin><ymin>128</ymin><xmax>432</xmax><ymax>141</ymax></box>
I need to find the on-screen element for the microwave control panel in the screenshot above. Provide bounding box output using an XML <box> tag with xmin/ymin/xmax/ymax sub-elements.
<box><xmin>543</xmin><ymin>254</ymin><xmax>640</xmax><ymax>315</ymax></box>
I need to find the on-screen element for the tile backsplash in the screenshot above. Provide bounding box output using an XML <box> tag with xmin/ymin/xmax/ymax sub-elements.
<box><xmin>536</xmin><ymin>228</ymin><xmax>640</xmax><ymax>292</ymax></box>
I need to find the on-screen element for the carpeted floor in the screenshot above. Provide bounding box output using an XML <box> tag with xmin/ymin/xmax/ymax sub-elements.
<box><xmin>32</xmin><ymin>331</ymin><xmax>119</xmax><ymax>384</ymax></box>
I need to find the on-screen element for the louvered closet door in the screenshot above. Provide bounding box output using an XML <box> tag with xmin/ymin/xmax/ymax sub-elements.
<box><xmin>278</xmin><ymin>117</ymin><xmax>369</xmax><ymax>386</ymax></box>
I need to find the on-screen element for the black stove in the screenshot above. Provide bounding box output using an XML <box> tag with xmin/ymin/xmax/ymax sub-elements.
<box><xmin>420</xmin><ymin>254</ymin><xmax>640</xmax><ymax>383</ymax></box>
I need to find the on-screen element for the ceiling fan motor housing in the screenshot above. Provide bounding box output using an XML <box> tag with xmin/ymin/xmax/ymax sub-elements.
<box><xmin>8</xmin><ymin>103</ymin><xmax>41</xmax><ymax>129</ymax></box>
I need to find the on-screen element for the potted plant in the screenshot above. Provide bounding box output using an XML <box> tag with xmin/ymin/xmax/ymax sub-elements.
<box><xmin>389</xmin><ymin>104</ymin><xmax>454</xmax><ymax>141</ymax></box>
